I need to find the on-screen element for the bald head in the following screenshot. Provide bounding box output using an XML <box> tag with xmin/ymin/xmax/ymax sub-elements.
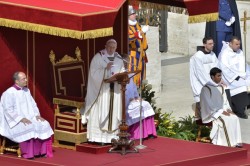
<box><xmin>106</xmin><ymin>39</ymin><xmax>117</xmax><ymax>46</ymax></box>
<box><xmin>13</xmin><ymin>72</ymin><xmax>27</xmax><ymax>87</ymax></box>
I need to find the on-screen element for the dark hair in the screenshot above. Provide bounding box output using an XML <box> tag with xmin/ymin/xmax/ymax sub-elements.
<box><xmin>230</xmin><ymin>36</ymin><xmax>240</xmax><ymax>42</ymax></box>
<box><xmin>203</xmin><ymin>37</ymin><xmax>213</xmax><ymax>44</ymax></box>
<box><xmin>13</xmin><ymin>72</ymin><xmax>20</xmax><ymax>82</ymax></box>
<box><xmin>210</xmin><ymin>67</ymin><xmax>222</xmax><ymax>77</ymax></box>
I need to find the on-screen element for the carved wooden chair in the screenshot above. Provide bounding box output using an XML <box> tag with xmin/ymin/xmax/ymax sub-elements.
<box><xmin>49</xmin><ymin>47</ymin><xmax>87</xmax><ymax>150</ymax></box>
<box><xmin>0</xmin><ymin>136</ymin><xmax>21</xmax><ymax>157</ymax></box>
<box><xmin>195</xmin><ymin>119</ymin><xmax>212</xmax><ymax>143</ymax></box>
<box><xmin>192</xmin><ymin>103</ymin><xmax>212</xmax><ymax>143</ymax></box>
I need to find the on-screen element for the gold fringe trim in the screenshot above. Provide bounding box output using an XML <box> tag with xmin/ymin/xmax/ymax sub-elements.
<box><xmin>0</xmin><ymin>18</ymin><xmax>113</xmax><ymax>40</ymax></box>
<box><xmin>188</xmin><ymin>12</ymin><xmax>218</xmax><ymax>23</ymax></box>
<box><xmin>53</xmin><ymin>98</ymin><xmax>84</xmax><ymax>108</ymax></box>
<box><xmin>139</xmin><ymin>2</ymin><xmax>218</xmax><ymax>24</ymax></box>
<box><xmin>140</xmin><ymin>2</ymin><xmax>188</xmax><ymax>15</ymax></box>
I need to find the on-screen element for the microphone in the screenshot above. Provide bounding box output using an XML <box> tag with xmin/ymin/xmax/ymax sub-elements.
<box><xmin>115</xmin><ymin>53</ymin><xmax>140</xmax><ymax>79</ymax></box>
<box><xmin>115</xmin><ymin>53</ymin><xmax>139</xmax><ymax>71</ymax></box>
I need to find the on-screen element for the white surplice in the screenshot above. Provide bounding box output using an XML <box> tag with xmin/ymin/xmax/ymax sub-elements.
<box><xmin>81</xmin><ymin>49</ymin><xmax>125</xmax><ymax>143</ymax></box>
<box><xmin>218</xmin><ymin>41</ymin><xmax>250</xmax><ymax>96</ymax></box>
<box><xmin>190</xmin><ymin>50</ymin><xmax>218</xmax><ymax>102</ymax></box>
<box><xmin>0</xmin><ymin>86</ymin><xmax>54</xmax><ymax>143</ymax></box>
<box><xmin>200</xmin><ymin>83</ymin><xmax>242</xmax><ymax>147</ymax></box>
<box><xmin>125</xmin><ymin>78</ymin><xmax>155</xmax><ymax>126</ymax></box>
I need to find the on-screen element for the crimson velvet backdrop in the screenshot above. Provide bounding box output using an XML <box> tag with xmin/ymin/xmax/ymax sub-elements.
<box><xmin>0</xmin><ymin>1</ymin><xmax>128</xmax><ymax>127</ymax></box>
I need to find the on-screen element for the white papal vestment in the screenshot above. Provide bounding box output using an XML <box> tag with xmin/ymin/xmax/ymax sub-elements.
<box><xmin>81</xmin><ymin>49</ymin><xmax>125</xmax><ymax>143</ymax></box>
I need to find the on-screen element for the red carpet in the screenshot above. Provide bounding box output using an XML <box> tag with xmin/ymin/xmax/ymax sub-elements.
<box><xmin>1</xmin><ymin>137</ymin><xmax>250</xmax><ymax>166</ymax></box>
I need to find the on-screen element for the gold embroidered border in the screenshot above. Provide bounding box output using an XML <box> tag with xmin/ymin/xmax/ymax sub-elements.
<box><xmin>0</xmin><ymin>18</ymin><xmax>113</xmax><ymax>40</ymax></box>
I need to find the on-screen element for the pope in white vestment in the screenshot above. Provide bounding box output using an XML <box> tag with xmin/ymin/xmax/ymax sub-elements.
<box><xmin>0</xmin><ymin>72</ymin><xmax>54</xmax><ymax>159</ymax></box>
<box><xmin>81</xmin><ymin>39</ymin><xmax>125</xmax><ymax>144</ymax></box>
<box><xmin>218</xmin><ymin>37</ymin><xmax>250</xmax><ymax>119</ymax></box>
<box><xmin>200</xmin><ymin>67</ymin><xmax>242</xmax><ymax>147</ymax></box>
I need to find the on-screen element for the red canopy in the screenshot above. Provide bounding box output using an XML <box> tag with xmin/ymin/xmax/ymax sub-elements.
<box><xmin>0</xmin><ymin>0</ymin><xmax>218</xmax><ymax>39</ymax></box>
<box><xmin>0</xmin><ymin>0</ymin><xmax>126</xmax><ymax>39</ymax></box>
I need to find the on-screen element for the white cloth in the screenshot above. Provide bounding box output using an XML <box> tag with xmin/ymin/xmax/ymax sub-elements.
<box><xmin>125</xmin><ymin>79</ymin><xmax>155</xmax><ymax>126</ymax></box>
<box><xmin>129</xmin><ymin>19</ymin><xmax>137</xmax><ymax>26</ymax></box>
<box><xmin>200</xmin><ymin>83</ymin><xmax>242</xmax><ymax>147</ymax></box>
<box><xmin>218</xmin><ymin>42</ymin><xmax>249</xmax><ymax>96</ymax></box>
<box><xmin>81</xmin><ymin>49</ymin><xmax>125</xmax><ymax>143</ymax></box>
<box><xmin>126</xmin><ymin>101</ymin><xmax>155</xmax><ymax>126</ymax></box>
<box><xmin>190</xmin><ymin>50</ymin><xmax>218</xmax><ymax>102</ymax></box>
<box><xmin>0</xmin><ymin>87</ymin><xmax>54</xmax><ymax>143</ymax></box>
<box><xmin>142</xmin><ymin>25</ymin><xmax>149</xmax><ymax>33</ymax></box>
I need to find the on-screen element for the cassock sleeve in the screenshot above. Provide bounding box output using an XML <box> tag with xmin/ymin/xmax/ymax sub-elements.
<box><xmin>1</xmin><ymin>92</ymin><xmax>23</xmax><ymax>128</ymax></box>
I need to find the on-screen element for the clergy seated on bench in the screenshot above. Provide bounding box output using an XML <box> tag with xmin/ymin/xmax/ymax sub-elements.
<box><xmin>200</xmin><ymin>67</ymin><xmax>242</xmax><ymax>147</ymax></box>
<box><xmin>0</xmin><ymin>71</ymin><xmax>54</xmax><ymax>159</ymax></box>
<box><xmin>125</xmin><ymin>76</ymin><xmax>157</xmax><ymax>140</ymax></box>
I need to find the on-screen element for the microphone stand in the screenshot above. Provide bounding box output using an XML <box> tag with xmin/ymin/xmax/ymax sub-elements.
<box><xmin>135</xmin><ymin>77</ymin><xmax>147</xmax><ymax>149</ymax></box>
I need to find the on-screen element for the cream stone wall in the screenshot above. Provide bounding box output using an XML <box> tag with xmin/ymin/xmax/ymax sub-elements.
<box><xmin>145</xmin><ymin>26</ymin><xmax>161</xmax><ymax>93</ymax></box>
<box><xmin>167</xmin><ymin>13</ymin><xmax>189</xmax><ymax>56</ymax></box>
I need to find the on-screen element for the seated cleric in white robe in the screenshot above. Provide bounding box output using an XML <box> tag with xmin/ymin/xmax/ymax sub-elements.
<box><xmin>125</xmin><ymin>76</ymin><xmax>157</xmax><ymax>140</ymax></box>
<box><xmin>0</xmin><ymin>72</ymin><xmax>54</xmax><ymax>159</ymax></box>
<box><xmin>200</xmin><ymin>67</ymin><xmax>242</xmax><ymax>147</ymax></box>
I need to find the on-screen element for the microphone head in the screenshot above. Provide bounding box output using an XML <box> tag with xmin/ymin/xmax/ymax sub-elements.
<box><xmin>121</xmin><ymin>54</ymin><xmax>130</xmax><ymax>63</ymax></box>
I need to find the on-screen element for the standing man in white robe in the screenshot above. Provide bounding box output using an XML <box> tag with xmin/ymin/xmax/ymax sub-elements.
<box><xmin>218</xmin><ymin>36</ymin><xmax>250</xmax><ymax>119</ymax></box>
<box><xmin>81</xmin><ymin>39</ymin><xmax>125</xmax><ymax>145</ymax></box>
<box><xmin>0</xmin><ymin>71</ymin><xmax>54</xmax><ymax>159</ymax></box>
<box><xmin>200</xmin><ymin>67</ymin><xmax>242</xmax><ymax>147</ymax></box>
<box><xmin>190</xmin><ymin>37</ymin><xmax>219</xmax><ymax>119</ymax></box>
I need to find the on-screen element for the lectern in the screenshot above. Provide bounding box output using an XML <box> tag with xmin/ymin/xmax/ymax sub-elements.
<box><xmin>105</xmin><ymin>70</ymin><xmax>141</xmax><ymax>155</ymax></box>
